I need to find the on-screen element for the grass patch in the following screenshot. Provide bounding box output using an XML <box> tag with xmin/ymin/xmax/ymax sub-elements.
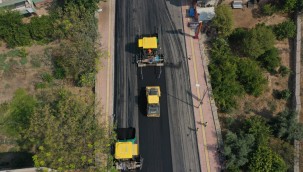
<box><xmin>20</xmin><ymin>57</ymin><xmax>27</xmax><ymax>65</ymax></box>
<box><xmin>35</xmin><ymin>82</ymin><xmax>47</xmax><ymax>89</ymax></box>
<box><xmin>6</xmin><ymin>49</ymin><xmax>21</xmax><ymax>57</ymax></box>
<box><xmin>30</xmin><ymin>55</ymin><xmax>42</xmax><ymax>68</ymax></box>
<box><xmin>41</xmin><ymin>72</ymin><xmax>53</xmax><ymax>83</ymax></box>
<box><xmin>3</xmin><ymin>59</ymin><xmax>18</xmax><ymax>77</ymax></box>
<box><xmin>0</xmin><ymin>54</ymin><xmax>7</xmax><ymax>70</ymax></box>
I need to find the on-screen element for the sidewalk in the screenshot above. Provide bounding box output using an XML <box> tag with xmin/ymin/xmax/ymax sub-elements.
<box><xmin>95</xmin><ymin>0</ymin><xmax>115</xmax><ymax>127</ymax></box>
<box><xmin>181</xmin><ymin>1</ymin><xmax>222</xmax><ymax>171</ymax></box>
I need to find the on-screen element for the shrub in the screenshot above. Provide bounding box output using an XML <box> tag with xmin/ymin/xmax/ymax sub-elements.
<box><xmin>273</xmin><ymin>89</ymin><xmax>291</xmax><ymax>100</ymax></box>
<box><xmin>41</xmin><ymin>72</ymin><xmax>53</xmax><ymax>83</ymax></box>
<box><xmin>262</xmin><ymin>4</ymin><xmax>278</xmax><ymax>16</ymax></box>
<box><xmin>4</xmin><ymin>24</ymin><xmax>31</xmax><ymax>48</ymax></box>
<box><xmin>279</xmin><ymin>65</ymin><xmax>290</xmax><ymax>77</ymax></box>
<box><xmin>53</xmin><ymin>67</ymin><xmax>66</xmax><ymax>79</ymax></box>
<box><xmin>78</xmin><ymin>72</ymin><xmax>95</xmax><ymax>87</ymax></box>
<box><xmin>18</xmin><ymin>48</ymin><xmax>28</xmax><ymax>58</ymax></box>
<box><xmin>237</xmin><ymin>58</ymin><xmax>267</xmax><ymax>96</ymax></box>
<box><xmin>29</xmin><ymin>15</ymin><xmax>54</xmax><ymax>42</ymax></box>
<box><xmin>258</xmin><ymin>48</ymin><xmax>280</xmax><ymax>73</ymax></box>
<box><xmin>20</xmin><ymin>57</ymin><xmax>27</xmax><ymax>65</ymax></box>
<box><xmin>273</xmin><ymin>20</ymin><xmax>296</xmax><ymax>40</ymax></box>
<box><xmin>35</xmin><ymin>82</ymin><xmax>47</xmax><ymax>89</ymax></box>
<box><xmin>280</xmin><ymin>0</ymin><xmax>297</xmax><ymax>12</ymax></box>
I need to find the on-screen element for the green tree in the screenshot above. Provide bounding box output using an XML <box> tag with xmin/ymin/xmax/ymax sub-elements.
<box><xmin>273</xmin><ymin>89</ymin><xmax>291</xmax><ymax>100</ymax></box>
<box><xmin>278</xmin><ymin>65</ymin><xmax>291</xmax><ymax>77</ymax></box>
<box><xmin>52</xmin><ymin>39</ymin><xmax>99</xmax><ymax>82</ymax></box>
<box><xmin>245</xmin><ymin>116</ymin><xmax>271</xmax><ymax>147</ymax></box>
<box><xmin>258</xmin><ymin>48</ymin><xmax>281</xmax><ymax>73</ymax></box>
<box><xmin>29</xmin><ymin>15</ymin><xmax>54</xmax><ymax>42</ymax></box>
<box><xmin>223</xmin><ymin>131</ymin><xmax>255</xmax><ymax>171</ymax></box>
<box><xmin>212</xmin><ymin>5</ymin><xmax>234</xmax><ymax>37</ymax></box>
<box><xmin>51</xmin><ymin>2</ymin><xmax>99</xmax><ymax>84</ymax></box>
<box><xmin>273</xmin><ymin>20</ymin><xmax>296</xmax><ymax>40</ymax></box>
<box><xmin>249</xmin><ymin>146</ymin><xmax>273</xmax><ymax>172</ymax></box>
<box><xmin>248</xmin><ymin>146</ymin><xmax>287</xmax><ymax>172</ymax></box>
<box><xmin>209</xmin><ymin>38</ymin><xmax>244</xmax><ymax>112</ymax></box>
<box><xmin>0</xmin><ymin>10</ymin><xmax>31</xmax><ymax>47</ymax></box>
<box><xmin>242</xmin><ymin>24</ymin><xmax>275</xmax><ymax>58</ymax></box>
<box><xmin>272</xmin><ymin>110</ymin><xmax>303</xmax><ymax>141</ymax></box>
<box><xmin>280</xmin><ymin>0</ymin><xmax>297</xmax><ymax>12</ymax></box>
<box><xmin>262</xmin><ymin>4</ymin><xmax>278</xmax><ymax>16</ymax></box>
<box><xmin>269</xmin><ymin>138</ymin><xmax>293</xmax><ymax>170</ymax></box>
<box><xmin>5</xmin><ymin>89</ymin><xmax>37</xmax><ymax>136</ymax></box>
<box><xmin>237</xmin><ymin>58</ymin><xmax>267</xmax><ymax>96</ymax></box>
<box><xmin>271</xmin><ymin>151</ymin><xmax>287</xmax><ymax>172</ymax></box>
<box><xmin>26</xmin><ymin>89</ymin><xmax>115</xmax><ymax>171</ymax></box>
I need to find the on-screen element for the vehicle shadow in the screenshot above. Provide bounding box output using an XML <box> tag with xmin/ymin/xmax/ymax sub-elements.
<box><xmin>138</xmin><ymin>87</ymin><xmax>147</xmax><ymax>116</ymax></box>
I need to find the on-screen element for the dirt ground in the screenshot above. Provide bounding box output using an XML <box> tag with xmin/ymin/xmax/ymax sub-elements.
<box><xmin>0</xmin><ymin>44</ymin><xmax>54</xmax><ymax>104</ymax></box>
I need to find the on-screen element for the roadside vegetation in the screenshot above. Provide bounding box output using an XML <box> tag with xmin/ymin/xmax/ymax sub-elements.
<box><xmin>0</xmin><ymin>0</ymin><xmax>115</xmax><ymax>171</ymax></box>
<box><xmin>210</xmin><ymin>3</ymin><xmax>301</xmax><ymax>171</ymax></box>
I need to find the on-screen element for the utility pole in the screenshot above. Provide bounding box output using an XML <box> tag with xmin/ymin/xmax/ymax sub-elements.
<box><xmin>193</xmin><ymin>21</ymin><xmax>203</xmax><ymax>39</ymax></box>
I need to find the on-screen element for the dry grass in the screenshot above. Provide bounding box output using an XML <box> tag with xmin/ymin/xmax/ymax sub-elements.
<box><xmin>0</xmin><ymin>44</ymin><xmax>55</xmax><ymax>104</ymax></box>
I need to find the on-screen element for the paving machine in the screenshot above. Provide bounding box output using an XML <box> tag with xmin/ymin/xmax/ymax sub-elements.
<box><xmin>137</xmin><ymin>27</ymin><xmax>164</xmax><ymax>79</ymax></box>
<box><xmin>114</xmin><ymin>127</ymin><xmax>143</xmax><ymax>171</ymax></box>
<box><xmin>146</xmin><ymin>86</ymin><xmax>161</xmax><ymax>117</ymax></box>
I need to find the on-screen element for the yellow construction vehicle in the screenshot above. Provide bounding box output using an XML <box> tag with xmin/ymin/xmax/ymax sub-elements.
<box><xmin>114</xmin><ymin>127</ymin><xmax>143</xmax><ymax>170</ymax></box>
<box><xmin>137</xmin><ymin>28</ymin><xmax>164</xmax><ymax>79</ymax></box>
<box><xmin>146</xmin><ymin>86</ymin><xmax>161</xmax><ymax>117</ymax></box>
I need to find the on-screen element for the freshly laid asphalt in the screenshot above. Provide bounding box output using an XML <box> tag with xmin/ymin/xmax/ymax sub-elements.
<box><xmin>114</xmin><ymin>0</ymin><xmax>201</xmax><ymax>171</ymax></box>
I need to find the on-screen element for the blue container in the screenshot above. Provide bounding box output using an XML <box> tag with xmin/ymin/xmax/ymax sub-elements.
<box><xmin>189</xmin><ymin>7</ymin><xmax>195</xmax><ymax>17</ymax></box>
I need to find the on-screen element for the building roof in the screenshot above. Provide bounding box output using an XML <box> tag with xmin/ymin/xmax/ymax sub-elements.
<box><xmin>0</xmin><ymin>0</ymin><xmax>26</xmax><ymax>8</ymax></box>
<box><xmin>138</xmin><ymin>37</ymin><xmax>158</xmax><ymax>49</ymax></box>
<box><xmin>196</xmin><ymin>7</ymin><xmax>215</xmax><ymax>22</ymax></box>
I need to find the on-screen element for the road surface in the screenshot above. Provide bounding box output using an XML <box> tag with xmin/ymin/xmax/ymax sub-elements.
<box><xmin>114</xmin><ymin>0</ymin><xmax>201</xmax><ymax>171</ymax></box>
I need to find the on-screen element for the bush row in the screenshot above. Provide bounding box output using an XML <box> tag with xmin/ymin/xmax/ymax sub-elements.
<box><xmin>0</xmin><ymin>11</ymin><xmax>54</xmax><ymax>48</ymax></box>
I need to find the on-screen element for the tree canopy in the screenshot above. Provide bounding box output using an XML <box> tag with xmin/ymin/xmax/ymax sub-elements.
<box><xmin>242</xmin><ymin>24</ymin><xmax>275</xmax><ymax>58</ymax></box>
<box><xmin>29</xmin><ymin>15</ymin><xmax>55</xmax><ymax>42</ymax></box>
<box><xmin>272</xmin><ymin>20</ymin><xmax>296</xmax><ymax>40</ymax></box>
<box><xmin>271</xmin><ymin>110</ymin><xmax>303</xmax><ymax>141</ymax></box>
<box><xmin>223</xmin><ymin>117</ymin><xmax>287</xmax><ymax>172</ymax></box>
<box><xmin>236</xmin><ymin>58</ymin><xmax>267</xmax><ymax>96</ymax></box>
<box><xmin>26</xmin><ymin>89</ymin><xmax>114</xmax><ymax>171</ymax></box>
<box><xmin>6</xmin><ymin>89</ymin><xmax>37</xmax><ymax>136</ymax></box>
<box><xmin>258</xmin><ymin>48</ymin><xmax>281</xmax><ymax>73</ymax></box>
<box><xmin>209</xmin><ymin>38</ymin><xmax>244</xmax><ymax>112</ymax></box>
<box><xmin>212</xmin><ymin>5</ymin><xmax>234</xmax><ymax>37</ymax></box>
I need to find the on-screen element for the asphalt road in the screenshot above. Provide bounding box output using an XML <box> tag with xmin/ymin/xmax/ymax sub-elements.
<box><xmin>114</xmin><ymin>0</ymin><xmax>201</xmax><ymax>171</ymax></box>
